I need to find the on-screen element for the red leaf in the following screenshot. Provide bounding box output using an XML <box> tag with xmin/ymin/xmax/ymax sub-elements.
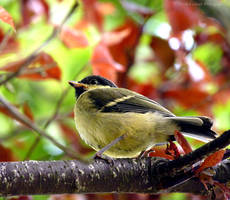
<box><xmin>162</xmin><ymin>84</ymin><xmax>209</xmax><ymax>110</ymax></box>
<box><xmin>91</xmin><ymin>43</ymin><xmax>125</xmax><ymax>82</ymax></box>
<box><xmin>108</xmin><ymin>19</ymin><xmax>141</xmax><ymax>67</ymax></box>
<box><xmin>174</xmin><ymin>130</ymin><xmax>192</xmax><ymax>154</ymax></box>
<box><xmin>0</xmin><ymin>6</ymin><xmax>15</xmax><ymax>31</ymax></box>
<box><xmin>165</xmin><ymin>0</ymin><xmax>201</xmax><ymax>33</ymax></box>
<box><xmin>0</xmin><ymin>144</ymin><xmax>15</xmax><ymax>161</ymax></box>
<box><xmin>150</xmin><ymin>36</ymin><xmax>175</xmax><ymax>70</ymax></box>
<box><xmin>82</xmin><ymin>0</ymin><xmax>104</xmax><ymax>31</ymax></box>
<box><xmin>23</xmin><ymin>102</ymin><xmax>34</xmax><ymax>121</ymax></box>
<box><xmin>21</xmin><ymin>0</ymin><xmax>49</xmax><ymax>26</ymax></box>
<box><xmin>196</xmin><ymin>149</ymin><xmax>225</xmax><ymax>174</ymax></box>
<box><xmin>60</xmin><ymin>27</ymin><xmax>89</xmax><ymax>48</ymax></box>
<box><xmin>58</xmin><ymin>122</ymin><xmax>91</xmax><ymax>154</ymax></box>
<box><xmin>9</xmin><ymin>196</ymin><xmax>33</xmax><ymax>200</ymax></box>
<box><xmin>0</xmin><ymin>104</ymin><xmax>32</xmax><ymax>127</ymax></box>
<box><xmin>127</xmin><ymin>78</ymin><xmax>158</xmax><ymax>100</ymax></box>
<box><xmin>0</xmin><ymin>104</ymin><xmax>19</xmax><ymax>120</ymax></box>
<box><xmin>0</xmin><ymin>52</ymin><xmax>61</xmax><ymax>80</ymax></box>
<box><xmin>0</xmin><ymin>28</ymin><xmax>19</xmax><ymax>54</ymax></box>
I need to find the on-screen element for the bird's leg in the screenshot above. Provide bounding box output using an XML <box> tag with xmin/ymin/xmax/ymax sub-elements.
<box><xmin>93</xmin><ymin>134</ymin><xmax>125</xmax><ymax>162</ymax></box>
<box><xmin>138</xmin><ymin>149</ymin><xmax>155</xmax><ymax>158</ymax></box>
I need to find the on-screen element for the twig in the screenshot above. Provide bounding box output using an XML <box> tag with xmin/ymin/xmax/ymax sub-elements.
<box><xmin>0</xmin><ymin>95</ymin><xmax>80</xmax><ymax>159</ymax></box>
<box><xmin>0</xmin><ymin>1</ymin><xmax>79</xmax><ymax>86</ymax></box>
<box><xmin>24</xmin><ymin>64</ymin><xmax>89</xmax><ymax>160</ymax></box>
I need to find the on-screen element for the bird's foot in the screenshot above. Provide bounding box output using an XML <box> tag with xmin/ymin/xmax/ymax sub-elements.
<box><xmin>165</xmin><ymin>141</ymin><xmax>181</xmax><ymax>159</ymax></box>
<box><xmin>93</xmin><ymin>152</ymin><xmax>114</xmax><ymax>165</ymax></box>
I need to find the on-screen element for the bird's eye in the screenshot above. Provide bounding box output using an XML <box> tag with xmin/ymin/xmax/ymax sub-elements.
<box><xmin>89</xmin><ymin>79</ymin><xmax>98</xmax><ymax>85</ymax></box>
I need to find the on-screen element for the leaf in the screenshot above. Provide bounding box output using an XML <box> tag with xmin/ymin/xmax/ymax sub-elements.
<box><xmin>165</xmin><ymin>0</ymin><xmax>201</xmax><ymax>33</ymax></box>
<box><xmin>0</xmin><ymin>104</ymin><xmax>33</xmax><ymax>126</ymax></box>
<box><xmin>196</xmin><ymin>149</ymin><xmax>226</xmax><ymax>174</ymax></box>
<box><xmin>108</xmin><ymin>19</ymin><xmax>141</xmax><ymax>67</ymax></box>
<box><xmin>23</xmin><ymin>102</ymin><xmax>34</xmax><ymax>121</ymax></box>
<box><xmin>91</xmin><ymin>43</ymin><xmax>125</xmax><ymax>82</ymax></box>
<box><xmin>127</xmin><ymin>78</ymin><xmax>158</xmax><ymax>100</ymax></box>
<box><xmin>102</xmin><ymin>29</ymin><xmax>131</xmax><ymax>46</ymax></box>
<box><xmin>0</xmin><ymin>52</ymin><xmax>61</xmax><ymax>80</ymax></box>
<box><xmin>21</xmin><ymin>0</ymin><xmax>49</xmax><ymax>26</ymax></box>
<box><xmin>0</xmin><ymin>144</ymin><xmax>15</xmax><ymax>161</ymax></box>
<box><xmin>149</xmin><ymin>146</ymin><xmax>174</xmax><ymax>160</ymax></box>
<box><xmin>82</xmin><ymin>0</ymin><xmax>103</xmax><ymax>31</ymax></box>
<box><xmin>150</xmin><ymin>36</ymin><xmax>175</xmax><ymax>70</ymax></box>
<box><xmin>174</xmin><ymin>130</ymin><xmax>192</xmax><ymax>154</ymax></box>
<box><xmin>58</xmin><ymin>122</ymin><xmax>91</xmax><ymax>154</ymax></box>
<box><xmin>0</xmin><ymin>6</ymin><xmax>15</xmax><ymax>31</ymax></box>
<box><xmin>60</xmin><ymin>27</ymin><xmax>89</xmax><ymax>48</ymax></box>
<box><xmin>120</xmin><ymin>1</ymin><xmax>154</xmax><ymax>18</ymax></box>
<box><xmin>9</xmin><ymin>196</ymin><xmax>33</xmax><ymax>200</ymax></box>
<box><xmin>0</xmin><ymin>28</ymin><xmax>19</xmax><ymax>54</ymax></box>
<box><xmin>95</xmin><ymin>2</ymin><xmax>115</xmax><ymax>16</ymax></box>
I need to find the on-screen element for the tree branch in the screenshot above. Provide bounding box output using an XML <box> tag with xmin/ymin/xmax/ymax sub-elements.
<box><xmin>0</xmin><ymin>130</ymin><xmax>230</xmax><ymax>196</ymax></box>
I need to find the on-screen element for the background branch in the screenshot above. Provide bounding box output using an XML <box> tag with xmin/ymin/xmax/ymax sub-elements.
<box><xmin>192</xmin><ymin>0</ymin><xmax>230</xmax><ymax>42</ymax></box>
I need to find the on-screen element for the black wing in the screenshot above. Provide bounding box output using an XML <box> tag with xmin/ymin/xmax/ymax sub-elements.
<box><xmin>87</xmin><ymin>87</ymin><xmax>175</xmax><ymax>117</ymax></box>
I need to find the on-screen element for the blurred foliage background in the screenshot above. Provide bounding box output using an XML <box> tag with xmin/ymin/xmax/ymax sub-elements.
<box><xmin>0</xmin><ymin>0</ymin><xmax>230</xmax><ymax>199</ymax></box>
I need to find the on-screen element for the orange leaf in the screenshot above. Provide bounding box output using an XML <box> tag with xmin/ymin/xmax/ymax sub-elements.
<box><xmin>196</xmin><ymin>149</ymin><xmax>226</xmax><ymax>174</ymax></box>
<box><xmin>102</xmin><ymin>29</ymin><xmax>131</xmax><ymax>46</ymax></box>
<box><xmin>165</xmin><ymin>0</ymin><xmax>201</xmax><ymax>33</ymax></box>
<box><xmin>149</xmin><ymin>146</ymin><xmax>174</xmax><ymax>160</ymax></box>
<box><xmin>0</xmin><ymin>6</ymin><xmax>15</xmax><ymax>31</ymax></box>
<box><xmin>95</xmin><ymin>2</ymin><xmax>115</xmax><ymax>16</ymax></box>
<box><xmin>60</xmin><ymin>27</ymin><xmax>89</xmax><ymax>48</ymax></box>
<box><xmin>91</xmin><ymin>43</ymin><xmax>125</xmax><ymax>82</ymax></box>
<box><xmin>174</xmin><ymin>130</ymin><xmax>192</xmax><ymax>154</ymax></box>
<box><xmin>0</xmin><ymin>52</ymin><xmax>61</xmax><ymax>80</ymax></box>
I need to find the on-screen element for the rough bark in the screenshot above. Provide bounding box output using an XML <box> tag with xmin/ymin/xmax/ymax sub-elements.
<box><xmin>0</xmin><ymin>130</ymin><xmax>230</xmax><ymax>197</ymax></box>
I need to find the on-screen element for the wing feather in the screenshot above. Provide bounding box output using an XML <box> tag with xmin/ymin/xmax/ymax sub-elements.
<box><xmin>87</xmin><ymin>88</ymin><xmax>175</xmax><ymax>117</ymax></box>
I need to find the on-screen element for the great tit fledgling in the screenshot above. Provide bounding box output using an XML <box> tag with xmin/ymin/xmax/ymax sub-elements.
<box><xmin>69</xmin><ymin>75</ymin><xmax>217</xmax><ymax>158</ymax></box>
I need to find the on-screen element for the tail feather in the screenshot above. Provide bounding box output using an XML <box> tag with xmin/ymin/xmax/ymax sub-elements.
<box><xmin>168</xmin><ymin>116</ymin><xmax>217</xmax><ymax>142</ymax></box>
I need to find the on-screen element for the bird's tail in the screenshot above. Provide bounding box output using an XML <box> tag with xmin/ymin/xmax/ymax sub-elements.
<box><xmin>168</xmin><ymin>116</ymin><xmax>217</xmax><ymax>142</ymax></box>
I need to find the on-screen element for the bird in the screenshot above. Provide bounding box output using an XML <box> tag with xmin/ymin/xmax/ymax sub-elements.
<box><xmin>69</xmin><ymin>75</ymin><xmax>217</xmax><ymax>158</ymax></box>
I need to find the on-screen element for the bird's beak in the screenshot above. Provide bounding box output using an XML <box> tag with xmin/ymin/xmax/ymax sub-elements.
<box><xmin>68</xmin><ymin>81</ymin><xmax>88</xmax><ymax>88</ymax></box>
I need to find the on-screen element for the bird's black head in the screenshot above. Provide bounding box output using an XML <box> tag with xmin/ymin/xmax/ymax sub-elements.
<box><xmin>79</xmin><ymin>75</ymin><xmax>117</xmax><ymax>87</ymax></box>
<box><xmin>69</xmin><ymin>75</ymin><xmax>117</xmax><ymax>99</ymax></box>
